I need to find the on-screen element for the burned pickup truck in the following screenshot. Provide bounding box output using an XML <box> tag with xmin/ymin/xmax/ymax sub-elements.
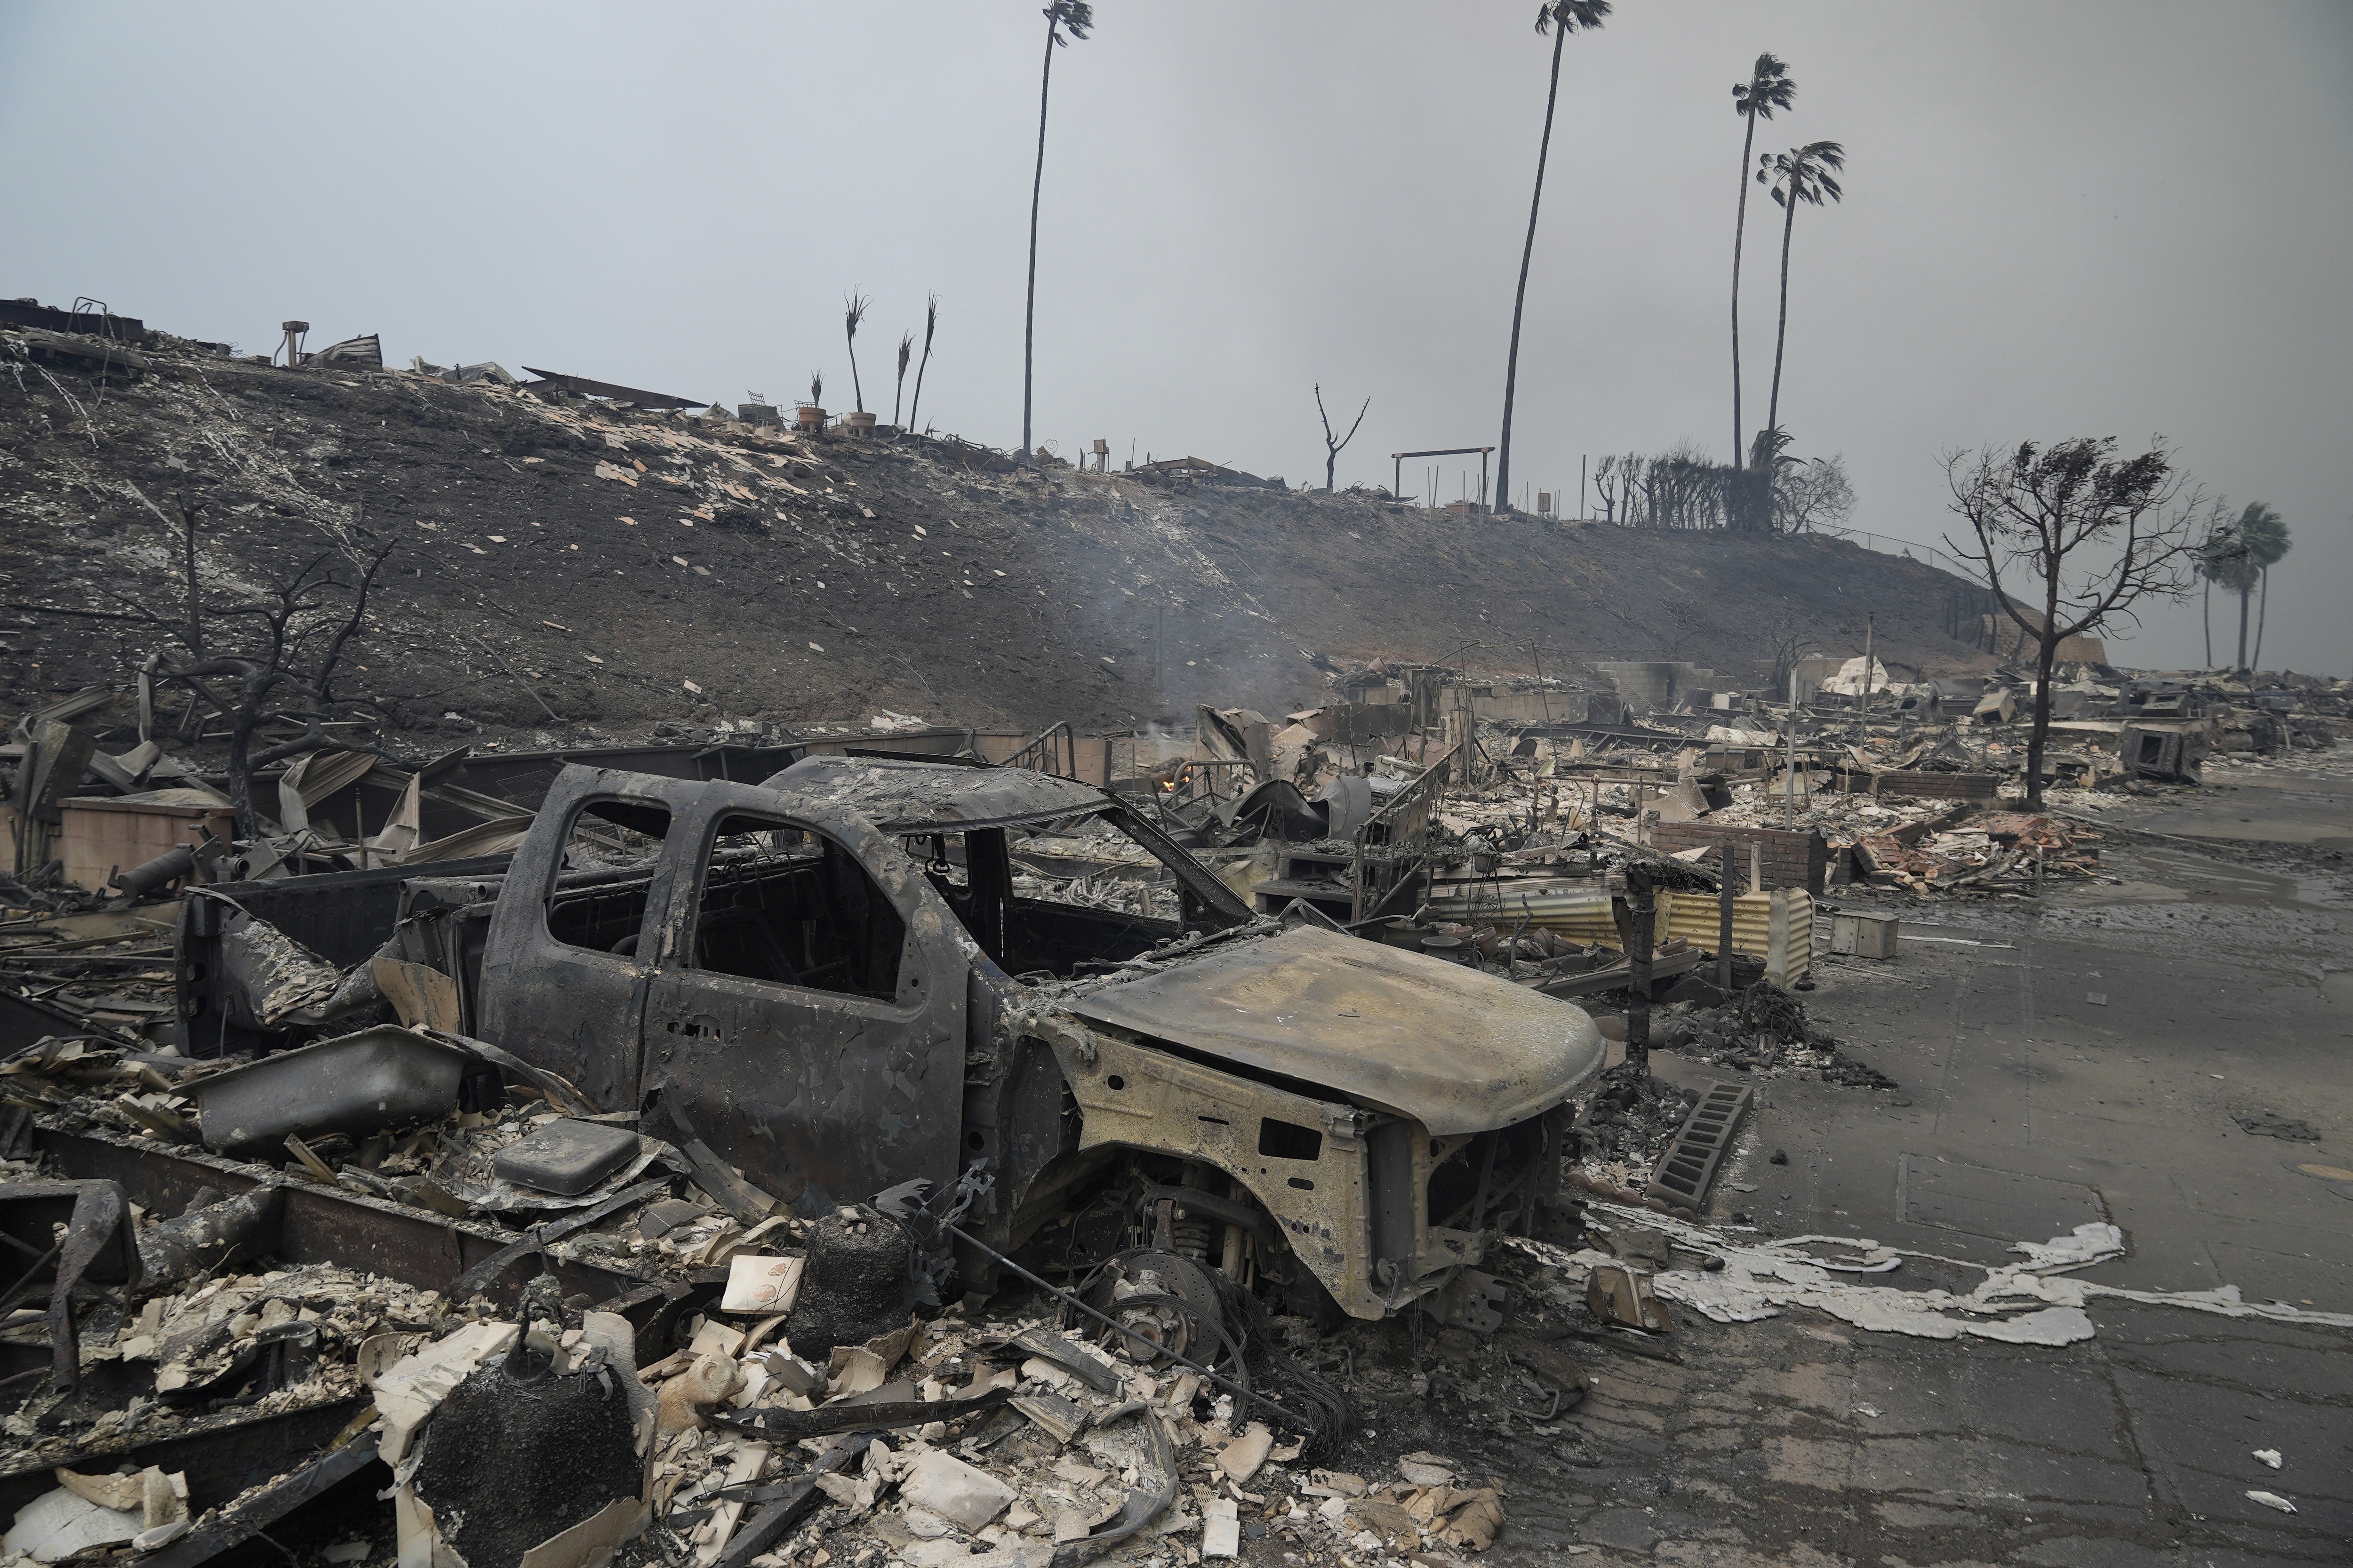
<box><xmin>181</xmin><ymin>757</ymin><xmax>1604</xmax><ymax>1323</ymax></box>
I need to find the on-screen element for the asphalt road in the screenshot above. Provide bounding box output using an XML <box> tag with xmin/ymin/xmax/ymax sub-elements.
<box><xmin>1462</xmin><ymin>767</ymin><xmax>2352</xmax><ymax>1565</ymax></box>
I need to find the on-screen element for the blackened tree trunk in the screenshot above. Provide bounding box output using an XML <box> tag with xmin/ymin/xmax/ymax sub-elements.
<box><xmin>2025</xmin><ymin>579</ymin><xmax>2062</xmax><ymax>811</ymax></box>
<box><xmin>1764</xmin><ymin>183</ymin><xmax>1798</xmax><ymax>468</ymax></box>
<box><xmin>2254</xmin><ymin>567</ymin><xmax>2268</xmax><ymax>671</ymax></box>
<box><xmin>1020</xmin><ymin>17</ymin><xmax>1057</xmax><ymax>463</ymax></box>
<box><xmin>1732</xmin><ymin>107</ymin><xmax>1761</xmax><ymax>471</ymax></box>
<box><xmin>1494</xmin><ymin>20</ymin><xmax>1568</xmax><ymax>519</ymax></box>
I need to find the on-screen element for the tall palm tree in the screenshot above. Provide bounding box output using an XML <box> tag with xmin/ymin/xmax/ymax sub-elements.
<box><xmin>1757</xmin><ymin>140</ymin><xmax>1844</xmax><ymax>464</ymax></box>
<box><xmin>2231</xmin><ymin>501</ymin><xmax>2288</xmax><ymax>672</ymax></box>
<box><xmin>1493</xmin><ymin>0</ymin><xmax>1611</xmax><ymax>518</ymax></box>
<box><xmin>1730</xmin><ymin>54</ymin><xmax>1794</xmax><ymax>470</ymax></box>
<box><xmin>2198</xmin><ymin>520</ymin><xmax>2245</xmax><ymax>669</ymax></box>
<box><xmin>1021</xmin><ymin>1</ymin><xmax>1093</xmax><ymax>463</ymax></box>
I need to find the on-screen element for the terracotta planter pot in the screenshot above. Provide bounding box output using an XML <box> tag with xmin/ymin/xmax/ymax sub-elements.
<box><xmin>795</xmin><ymin>406</ymin><xmax>824</xmax><ymax>430</ymax></box>
<box><xmin>846</xmin><ymin>411</ymin><xmax>878</xmax><ymax>431</ymax></box>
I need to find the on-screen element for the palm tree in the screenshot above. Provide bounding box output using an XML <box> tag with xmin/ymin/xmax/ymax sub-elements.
<box><xmin>1757</xmin><ymin>141</ymin><xmax>1844</xmax><ymax>466</ymax></box>
<box><xmin>2231</xmin><ymin>502</ymin><xmax>2288</xmax><ymax>672</ymax></box>
<box><xmin>2199</xmin><ymin>520</ymin><xmax>2239</xmax><ymax>666</ymax></box>
<box><xmin>1730</xmin><ymin>54</ymin><xmax>1794</xmax><ymax>471</ymax></box>
<box><xmin>843</xmin><ymin>292</ymin><xmax>870</xmax><ymax>414</ymax></box>
<box><xmin>893</xmin><ymin>331</ymin><xmax>914</xmax><ymax>428</ymax></box>
<box><xmin>908</xmin><ymin>293</ymin><xmax>940</xmax><ymax>435</ymax></box>
<box><xmin>1021</xmin><ymin>1</ymin><xmax>1094</xmax><ymax>463</ymax></box>
<box><xmin>1493</xmin><ymin>0</ymin><xmax>1611</xmax><ymax>518</ymax></box>
<box><xmin>1747</xmin><ymin>424</ymin><xmax>1795</xmax><ymax>529</ymax></box>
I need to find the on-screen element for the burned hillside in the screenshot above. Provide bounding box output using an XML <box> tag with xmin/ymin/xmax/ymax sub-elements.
<box><xmin>0</xmin><ymin>323</ymin><xmax>1992</xmax><ymax>743</ymax></box>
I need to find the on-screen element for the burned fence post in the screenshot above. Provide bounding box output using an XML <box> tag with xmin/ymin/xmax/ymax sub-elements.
<box><xmin>1625</xmin><ymin>863</ymin><xmax>1656</xmax><ymax>1077</ymax></box>
<box><xmin>1718</xmin><ymin>843</ymin><xmax>1737</xmax><ymax>992</ymax></box>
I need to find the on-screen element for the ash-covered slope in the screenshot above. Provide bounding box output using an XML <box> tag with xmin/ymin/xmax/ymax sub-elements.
<box><xmin>1</xmin><ymin>333</ymin><xmax>1989</xmax><ymax>741</ymax></box>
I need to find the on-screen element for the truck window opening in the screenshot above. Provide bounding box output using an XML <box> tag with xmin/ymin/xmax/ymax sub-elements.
<box><xmin>547</xmin><ymin>798</ymin><xmax>671</xmax><ymax>958</ymax></box>
<box><xmin>691</xmin><ymin>814</ymin><xmax>907</xmax><ymax>1000</ymax></box>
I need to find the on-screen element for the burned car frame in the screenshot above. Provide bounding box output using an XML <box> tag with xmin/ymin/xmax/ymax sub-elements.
<box><xmin>184</xmin><ymin>756</ymin><xmax>1605</xmax><ymax>1325</ymax></box>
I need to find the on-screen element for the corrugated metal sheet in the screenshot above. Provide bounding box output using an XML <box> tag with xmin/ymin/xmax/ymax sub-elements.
<box><xmin>1426</xmin><ymin>881</ymin><xmax>1617</xmax><ymax>942</ymax></box>
<box><xmin>1662</xmin><ymin>889</ymin><xmax>1812</xmax><ymax>983</ymax></box>
<box><xmin>1424</xmin><ymin>883</ymin><xmax>1813</xmax><ymax>980</ymax></box>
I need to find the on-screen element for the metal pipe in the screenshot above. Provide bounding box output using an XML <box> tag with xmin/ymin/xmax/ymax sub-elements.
<box><xmin>1390</xmin><ymin>447</ymin><xmax>1494</xmax><ymax>510</ymax></box>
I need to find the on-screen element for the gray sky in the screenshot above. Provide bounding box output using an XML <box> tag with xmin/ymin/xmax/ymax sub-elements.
<box><xmin>6</xmin><ymin>1</ymin><xmax>2348</xmax><ymax>674</ymax></box>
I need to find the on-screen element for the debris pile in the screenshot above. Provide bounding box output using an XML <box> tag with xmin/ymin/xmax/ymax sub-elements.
<box><xmin>1566</xmin><ymin>1066</ymin><xmax>1698</xmax><ymax>1187</ymax></box>
<box><xmin>1674</xmin><ymin>981</ymin><xmax>1900</xmax><ymax>1089</ymax></box>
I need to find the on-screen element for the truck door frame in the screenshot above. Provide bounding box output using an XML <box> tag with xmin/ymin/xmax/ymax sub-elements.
<box><xmin>635</xmin><ymin>782</ymin><xmax>971</xmax><ymax>1215</ymax></box>
<box><xmin>477</xmin><ymin>767</ymin><xmax>703</xmax><ymax>1112</ymax></box>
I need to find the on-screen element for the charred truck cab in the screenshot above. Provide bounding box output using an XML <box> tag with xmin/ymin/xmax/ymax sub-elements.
<box><xmin>473</xmin><ymin>757</ymin><xmax>1604</xmax><ymax>1324</ymax></box>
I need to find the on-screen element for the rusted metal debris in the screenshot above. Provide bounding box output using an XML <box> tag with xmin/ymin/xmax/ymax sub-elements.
<box><xmin>517</xmin><ymin>367</ymin><xmax>704</xmax><ymax>411</ymax></box>
<box><xmin>0</xmin><ymin>733</ymin><xmax>1624</xmax><ymax>1564</ymax></box>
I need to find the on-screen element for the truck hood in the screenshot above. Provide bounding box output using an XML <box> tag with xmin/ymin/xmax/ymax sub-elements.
<box><xmin>1064</xmin><ymin>926</ymin><xmax>1603</xmax><ymax>1135</ymax></box>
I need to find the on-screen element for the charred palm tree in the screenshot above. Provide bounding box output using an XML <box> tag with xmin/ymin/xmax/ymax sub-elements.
<box><xmin>1493</xmin><ymin>0</ymin><xmax>1611</xmax><ymax>518</ymax></box>
<box><xmin>893</xmin><ymin>331</ymin><xmax>914</xmax><ymax>428</ymax></box>
<box><xmin>1021</xmin><ymin>1</ymin><xmax>1094</xmax><ymax>462</ymax></box>
<box><xmin>843</xmin><ymin>293</ymin><xmax>870</xmax><ymax>415</ymax></box>
<box><xmin>1758</xmin><ymin>141</ymin><xmax>1844</xmax><ymax>465</ymax></box>
<box><xmin>1730</xmin><ymin>53</ymin><xmax>1794</xmax><ymax>470</ymax></box>
<box><xmin>908</xmin><ymin>293</ymin><xmax>940</xmax><ymax>435</ymax></box>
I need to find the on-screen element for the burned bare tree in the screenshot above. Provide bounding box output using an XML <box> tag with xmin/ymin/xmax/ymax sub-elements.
<box><xmin>1773</xmin><ymin>453</ymin><xmax>1855</xmax><ymax>534</ymax></box>
<box><xmin>1644</xmin><ymin>444</ymin><xmax>1729</xmax><ymax>528</ymax></box>
<box><xmin>1943</xmin><ymin>438</ymin><xmax>2214</xmax><ymax>808</ymax></box>
<box><xmin>1314</xmin><ymin>384</ymin><xmax>1369</xmax><ymax>494</ymax></box>
<box><xmin>1589</xmin><ymin>454</ymin><xmax>1625</xmax><ymax>522</ymax></box>
<box><xmin>1587</xmin><ymin>438</ymin><xmax>1841</xmax><ymax>535</ymax></box>
<box><xmin>1762</xmin><ymin>617</ymin><xmax>1819</xmax><ymax>699</ymax></box>
<box><xmin>123</xmin><ymin>494</ymin><xmax>396</xmax><ymax>838</ymax></box>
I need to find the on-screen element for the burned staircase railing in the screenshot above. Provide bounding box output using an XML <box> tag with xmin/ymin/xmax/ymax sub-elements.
<box><xmin>1349</xmin><ymin>736</ymin><xmax>1460</xmax><ymax>922</ymax></box>
<box><xmin>1001</xmin><ymin>720</ymin><xmax>1076</xmax><ymax>779</ymax></box>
